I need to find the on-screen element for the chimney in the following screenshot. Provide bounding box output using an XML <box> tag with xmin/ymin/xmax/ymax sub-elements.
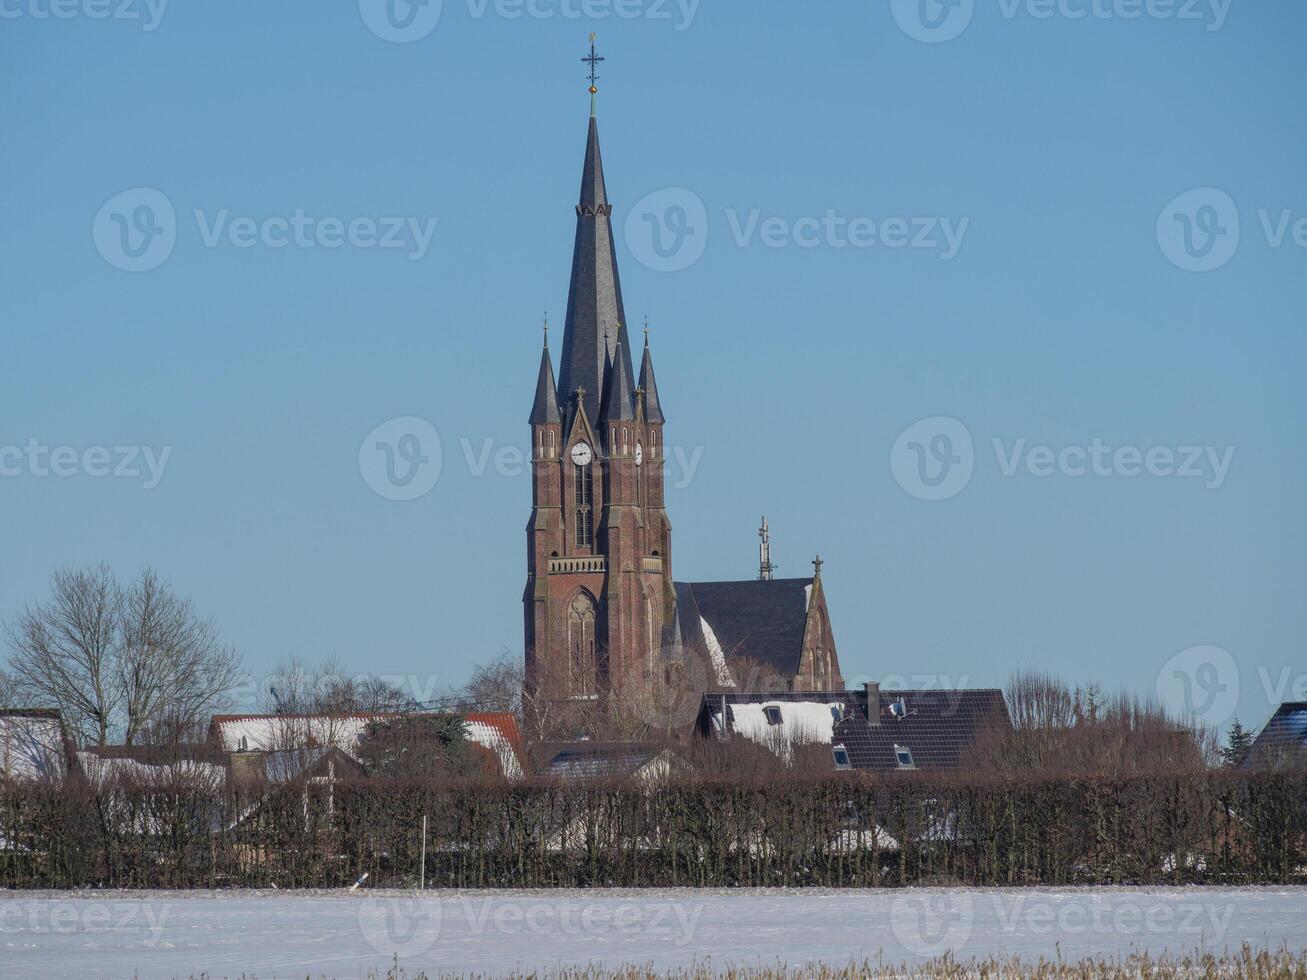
<box><xmin>865</xmin><ymin>681</ymin><xmax>881</xmax><ymax>727</ymax></box>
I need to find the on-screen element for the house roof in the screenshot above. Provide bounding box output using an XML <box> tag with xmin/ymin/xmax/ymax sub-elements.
<box><xmin>699</xmin><ymin>688</ymin><xmax>1010</xmax><ymax>773</ymax></box>
<box><xmin>835</xmin><ymin>689</ymin><xmax>1009</xmax><ymax>772</ymax></box>
<box><xmin>670</xmin><ymin>578</ymin><xmax>815</xmax><ymax>679</ymax></box>
<box><xmin>542</xmin><ymin>741</ymin><xmax>686</xmax><ymax>782</ymax></box>
<box><xmin>462</xmin><ymin>712</ymin><xmax>525</xmax><ymax>779</ymax></box>
<box><xmin>1244</xmin><ymin>702</ymin><xmax>1307</xmax><ymax>769</ymax></box>
<box><xmin>208</xmin><ymin>711</ymin><xmax>525</xmax><ymax>780</ymax></box>
<box><xmin>78</xmin><ymin>750</ymin><xmax>226</xmax><ymax>788</ymax></box>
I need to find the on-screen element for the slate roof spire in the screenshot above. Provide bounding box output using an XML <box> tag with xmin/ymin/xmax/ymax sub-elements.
<box><xmin>599</xmin><ymin>327</ymin><xmax>636</xmax><ymax>423</ymax></box>
<box><xmin>529</xmin><ymin>322</ymin><xmax>561</xmax><ymax>426</ymax></box>
<box><xmin>557</xmin><ymin>38</ymin><xmax>634</xmax><ymax>427</ymax></box>
<box><xmin>638</xmin><ymin>321</ymin><xmax>665</xmax><ymax>424</ymax></box>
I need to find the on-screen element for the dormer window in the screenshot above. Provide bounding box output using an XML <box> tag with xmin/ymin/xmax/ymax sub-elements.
<box><xmin>894</xmin><ymin>744</ymin><xmax>915</xmax><ymax>769</ymax></box>
<box><xmin>763</xmin><ymin>705</ymin><xmax>783</xmax><ymax>726</ymax></box>
<box><xmin>832</xmin><ymin>744</ymin><xmax>851</xmax><ymax>770</ymax></box>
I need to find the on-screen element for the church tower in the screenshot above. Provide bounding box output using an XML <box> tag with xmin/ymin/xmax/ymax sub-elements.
<box><xmin>524</xmin><ymin>39</ymin><xmax>675</xmax><ymax>709</ymax></box>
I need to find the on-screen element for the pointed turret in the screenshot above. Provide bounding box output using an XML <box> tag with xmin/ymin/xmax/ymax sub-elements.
<box><xmin>557</xmin><ymin>110</ymin><xmax>635</xmax><ymax>426</ymax></box>
<box><xmin>638</xmin><ymin>330</ymin><xmax>665</xmax><ymax>424</ymax></box>
<box><xmin>599</xmin><ymin>334</ymin><xmax>636</xmax><ymax>424</ymax></box>
<box><xmin>529</xmin><ymin>335</ymin><xmax>561</xmax><ymax>426</ymax></box>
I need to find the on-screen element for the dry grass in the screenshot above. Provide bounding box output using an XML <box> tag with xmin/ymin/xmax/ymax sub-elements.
<box><xmin>186</xmin><ymin>946</ymin><xmax>1307</xmax><ymax>979</ymax></box>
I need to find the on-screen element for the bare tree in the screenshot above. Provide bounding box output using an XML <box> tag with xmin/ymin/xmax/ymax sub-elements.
<box><xmin>5</xmin><ymin>564</ymin><xmax>121</xmax><ymax>745</ymax></box>
<box><xmin>4</xmin><ymin>565</ymin><xmax>241</xmax><ymax>746</ymax></box>
<box><xmin>117</xmin><ymin>569</ymin><xmax>240</xmax><ymax>745</ymax></box>
<box><xmin>261</xmin><ymin>655</ymin><xmax>415</xmax><ymax>715</ymax></box>
<box><xmin>460</xmin><ymin>649</ymin><xmax>523</xmax><ymax>715</ymax></box>
<box><xmin>967</xmin><ymin>669</ymin><xmax>1216</xmax><ymax>775</ymax></box>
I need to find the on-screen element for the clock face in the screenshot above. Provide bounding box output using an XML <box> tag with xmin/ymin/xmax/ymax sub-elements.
<box><xmin>635</xmin><ymin>443</ymin><xmax>644</xmax><ymax>466</ymax></box>
<box><xmin>570</xmin><ymin>442</ymin><xmax>593</xmax><ymax>466</ymax></box>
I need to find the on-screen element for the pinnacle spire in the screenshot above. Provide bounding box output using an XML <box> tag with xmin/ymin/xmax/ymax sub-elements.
<box><xmin>638</xmin><ymin>322</ymin><xmax>665</xmax><ymax>424</ymax></box>
<box><xmin>557</xmin><ymin>59</ymin><xmax>633</xmax><ymax>427</ymax></box>
<box><xmin>529</xmin><ymin>334</ymin><xmax>561</xmax><ymax>426</ymax></box>
<box><xmin>599</xmin><ymin>328</ymin><xmax>636</xmax><ymax>423</ymax></box>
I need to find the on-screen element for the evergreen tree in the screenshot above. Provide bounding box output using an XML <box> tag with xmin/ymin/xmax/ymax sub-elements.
<box><xmin>1220</xmin><ymin>718</ymin><xmax>1255</xmax><ymax>768</ymax></box>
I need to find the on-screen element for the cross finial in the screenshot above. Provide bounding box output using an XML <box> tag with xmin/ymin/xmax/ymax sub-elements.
<box><xmin>583</xmin><ymin>34</ymin><xmax>604</xmax><ymax>112</ymax></box>
<box><xmin>542</xmin><ymin>311</ymin><xmax>549</xmax><ymax>347</ymax></box>
<box><xmin>642</xmin><ymin>314</ymin><xmax>650</xmax><ymax>343</ymax></box>
<box><xmin>812</xmin><ymin>554</ymin><xmax>824</xmax><ymax>577</ymax></box>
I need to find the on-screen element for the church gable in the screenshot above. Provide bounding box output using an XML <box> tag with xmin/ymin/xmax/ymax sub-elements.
<box><xmin>671</xmin><ymin>578</ymin><xmax>829</xmax><ymax>686</ymax></box>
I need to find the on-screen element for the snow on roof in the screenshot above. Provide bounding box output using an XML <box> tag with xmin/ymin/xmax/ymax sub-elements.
<box><xmin>464</xmin><ymin>718</ymin><xmax>523</xmax><ymax>780</ymax></box>
<box><xmin>0</xmin><ymin>711</ymin><xmax>67</xmax><ymax>783</ymax></box>
<box><xmin>77</xmin><ymin>752</ymin><xmax>225</xmax><ymax>789</ymax></box>
<box><xmin>729</xmin><ymin>699</ymin><xmax>845</xmax><ymax>763</ymax></box>
<box><xmin>698</xmin><ymin>616</ymin><xmax>735</xmax><ymax>686</ymax></box>
<box><xmin>210</xmin><ymin>714</ymin><xmax>394</xmax><ymax>757</ymax></box>
<box><xmin>211</xmin><ymin>711</ymin><xmax>526</xmax><ymax>779</ymax></box>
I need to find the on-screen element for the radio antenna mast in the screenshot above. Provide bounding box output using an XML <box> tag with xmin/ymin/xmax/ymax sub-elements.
<box><xmin>758</xmin><ymin>517</ymin><xmax>777</xmax><ymax>581</ymax></box>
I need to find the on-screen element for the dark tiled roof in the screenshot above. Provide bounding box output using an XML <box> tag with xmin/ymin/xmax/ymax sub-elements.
<box><xmin>835</xmin><ymin>689</ymin><xmax>1009</xmax><ymax>772</ymax></box>
<box><xmin>558</xmin><ymin>113</ymin><xmax>633</xmax><ymax>426</ymax></box>
<box><xmin>545</xmin><ymin>742</ymin><xmax>663</xmax><ymax>780</ymax></box>
<box><xmin>698</xmin><ymin>688</ymin><xmax>1010</xmax><ymax>773</ymax></box>
<box><xmin>639</xmin><ymin>339</ymin><xmax>664</xmax><ymax>424</ymax></box>
<box><xmin>529</xmin><ymin>343</ymin><xmax>561</xmax><ymax>425</ymax></box>
<box><xmin>1244</xmin><ymin>702</ymin><xmax>1307</xmax><ymax>769</ymax></box>
<box><xmin>599</xmin><ymin>336</ymin><xmax>636</xmax><ymax>423</ymax></box>
<box><xmin>673</xmin><ymin>578</ymin><xmax>814</xmax><ymax>677</ymax></box>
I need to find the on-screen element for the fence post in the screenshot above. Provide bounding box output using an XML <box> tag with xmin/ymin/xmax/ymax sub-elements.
<box><xmin>420</xmin><ymin>813</ymin><xmax>427</xmax><ymax>891</ymax></box>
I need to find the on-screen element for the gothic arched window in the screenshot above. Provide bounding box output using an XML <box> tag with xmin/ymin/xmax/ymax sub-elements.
<box><xmin>812</xmin><ymin>609</ymin><xmax>827</xmax><ymax>687</ymax></box>
<box><xmin>574</xmin><ymin>463</ymin><xmax>594</xmax><ymax>548</ymax></box>
<box><xmin>645</xmin><ymin>588</ymin><xmax>659</xmax><ymax>673</ymax></box>
<box><xmin>568</xmin><ymin>592</ymin><xmax>598</xmax><ymax>696</ymax></box>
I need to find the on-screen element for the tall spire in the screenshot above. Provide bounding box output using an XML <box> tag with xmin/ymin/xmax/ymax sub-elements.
<box><xmin>638</xmin><ymin>320</ymin><xmax>665</xmax><ymax>424</ymax></box>
<box><xmin>529</xmin><ymin>323</ymin><xmax>561</xmax><ymax>425</ymax></box>
<box><xmin>558</xmin><ymin>36</ymin><xmax>634</xmax><ymax>426</ymax></box>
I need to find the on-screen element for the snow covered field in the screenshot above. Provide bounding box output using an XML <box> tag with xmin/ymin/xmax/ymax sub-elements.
<box><xmin>1</xmin><ymin>887</ymin><xmax>1305</xmax><ymax>979</ymax></box>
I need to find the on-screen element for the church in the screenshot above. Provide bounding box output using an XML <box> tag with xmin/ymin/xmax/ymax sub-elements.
<box><xmin>522</xmin><ymin>42</ymin><xmax>843</xmax><ymax>715</ymax></box>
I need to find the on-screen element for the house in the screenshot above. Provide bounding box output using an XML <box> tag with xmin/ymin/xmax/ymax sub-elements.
<box><xmin>1244</xmin><ymin>702</ymin><xmax>1307</xmax><ymax>770</ymax></box>
<box><xmin>207</xmin><ymin>711</ymin><xmax>525</xmax><ymax>780</ymax></box>
<box><xmin>696</xmin><ymin>682</ymin><xmax>1010</xmax><ymax>772</ymax></box>
<box><xmin>0</xmin><ymin>708</ymin><xmax>73</xmax><ymax>784</ymax></box>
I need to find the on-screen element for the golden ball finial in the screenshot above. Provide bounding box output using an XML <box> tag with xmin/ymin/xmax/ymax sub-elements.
<box><xmin>589</xmin><ymin>86</ymin><xmax>598</xmax><ymax>94</ymax></box>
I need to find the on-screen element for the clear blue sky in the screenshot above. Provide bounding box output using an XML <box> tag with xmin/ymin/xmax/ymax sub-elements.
<box><xmin>2</xmin><ymin>0</ymin><xmax>1303</xmax><ymax>733</ymax></box>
